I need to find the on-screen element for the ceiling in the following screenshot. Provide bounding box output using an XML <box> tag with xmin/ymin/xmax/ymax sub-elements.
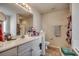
<box><xmin>29</xmin><ymin>3</ymin><xmax>69</xmax><ymax>14</ymax></box>
<box><xmin>0</xmin><ymin>3</ymin><xmax>69</xmax><ymax>15</ymax></box>
<box><xmin>0</xmin><ymin>3</ymin><xmax>32</xmax><ymax>17</ymax></box>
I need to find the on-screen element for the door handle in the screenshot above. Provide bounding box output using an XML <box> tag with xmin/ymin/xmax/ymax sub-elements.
<box><xmin>39</xmin><ymin>43</ymin><xmax>42</xmax><ymax>50</ymax></box>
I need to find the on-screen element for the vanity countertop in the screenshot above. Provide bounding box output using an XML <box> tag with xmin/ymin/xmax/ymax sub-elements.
<box><xmin>0</xmin><ymin>35</ymin><xmax>41</xmax><ymax>52</ymax></box>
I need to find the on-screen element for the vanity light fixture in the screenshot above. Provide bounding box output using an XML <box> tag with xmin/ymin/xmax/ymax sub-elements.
<box><xmin>16</xmin><ymin>3</ymin><xmax>31</xmax><ymax>12</ymax></box>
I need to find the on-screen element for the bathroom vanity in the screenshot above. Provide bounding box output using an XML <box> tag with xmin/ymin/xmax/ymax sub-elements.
<box><xmin>0</xmin><ymin>34</ymin><xmax>45</xmax><ymax>56</ymax></box>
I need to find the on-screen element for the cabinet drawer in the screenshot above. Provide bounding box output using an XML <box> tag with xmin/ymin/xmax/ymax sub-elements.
<box><xmin>18</xmin><ymin>46</ymin><xmax>32</xmax><ymax>55</ymax></box>
<box><xmin>0</xmin><ymin>47</ymin><xmax>17</xmax><ymax>56</ymax></box>
<box><xmin>18</xmin><ymin>49</ymin><xmax>32</xmax><ymax>56</ymax></box>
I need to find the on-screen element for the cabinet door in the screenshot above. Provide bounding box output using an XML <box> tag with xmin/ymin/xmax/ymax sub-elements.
<box><xmin>18</xmin><ymin>42</ymin><xmax>32</xmax><ymax>56</ymax></box>
<box><xmin>32</xmin><ymin>38</ymin><xmax>42</xmax><ymax>56</ymax></box>
<box><xmin>0</xmin><ymin>47</ymin><xmax>17</xmax><ymax>56</ymax></box>
<box><xmin>18</xmin><ymin>49</ymin><xmax>32</xmax><ymax>56</ymax></box>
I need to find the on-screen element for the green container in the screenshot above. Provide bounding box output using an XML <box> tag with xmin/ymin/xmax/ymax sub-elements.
<box><xmin>61</xmin><ymin>48</ymin><xmax>77</xmax><ymax>56</ymax></box>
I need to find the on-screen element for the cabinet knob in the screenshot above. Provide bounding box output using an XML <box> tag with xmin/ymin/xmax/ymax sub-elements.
<box><xmin>39</xmin><ymin>43</ymin><xmax>42</xmax><ymax>50</ymax></box>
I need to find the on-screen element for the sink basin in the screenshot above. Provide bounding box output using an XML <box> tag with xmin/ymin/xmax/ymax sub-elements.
<box><xmin>6</xmin><ymin>36</ymin><xmax>17</xmax><ymax>41</ymax></box>
<box><xmin>7</xmin><ymin>38</ymin><xmax>16</xmax><ymax>41</ymax></box>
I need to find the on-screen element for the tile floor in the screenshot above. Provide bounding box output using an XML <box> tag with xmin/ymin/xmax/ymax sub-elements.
<box><xmin>45</xmin><ymin>46</ymin><xmax>61</xmax><ymax>56</ymax></box>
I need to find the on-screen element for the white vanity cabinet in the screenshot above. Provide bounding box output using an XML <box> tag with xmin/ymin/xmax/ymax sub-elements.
<box><xmin>18</xmin><ymin>38</ymin><xmax>42</xmax><ymax>56</ymax></box>
<box><xmin>0</xmin><ymin>35</ymin><xmax>45</xmax><ymax>56</ymax></box>
<box><xmin>0</xmin><ymin>47</ymin><xmax>17</xmax><ymax>56</ymax></box>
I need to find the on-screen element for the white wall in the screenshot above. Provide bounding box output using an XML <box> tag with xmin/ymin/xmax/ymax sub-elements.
<box><xmin>42</xmin><ymin>9</ymin><xmax>70</xmax><ymax>47</ymax></box>
<box><xmin>31</xmin><ymin>7</ymin><xmax>41</xmax><ymax>32</ymax></box>
<box><xmin>0</xmin><ymin>5</ymin><xmax>15</xmax><ymax>15</ymax></box>
<box><xmin>72</xmin><ymin>3</ymin><xmax>79</xmax><ymax>48</ymax></box>
<box><xmin>70</xmin><ymin>4</ymin><xmax>72</xmax><ymax>14</ymax></box>
<box><xmin>10</xmin><ymin>14</ymin><xmax>17</xmax><ymax>36</ymax></box>
<box><xmin>3</xmin><ymin>16</ymin><xmax>10</xmax><ymax>34</ymax></box>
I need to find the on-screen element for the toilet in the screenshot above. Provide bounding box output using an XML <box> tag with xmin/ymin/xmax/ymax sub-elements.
<box><xmin>45</xmin><ymin>41</ymin><xmax>50</xmax><ymax>49</ymax></box>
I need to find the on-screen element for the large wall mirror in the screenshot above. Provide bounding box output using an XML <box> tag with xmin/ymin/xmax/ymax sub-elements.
<box><xmin>17</xmin><ymin>13</ymin><xmax>33</xmax><ymax>35</ymax></box>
